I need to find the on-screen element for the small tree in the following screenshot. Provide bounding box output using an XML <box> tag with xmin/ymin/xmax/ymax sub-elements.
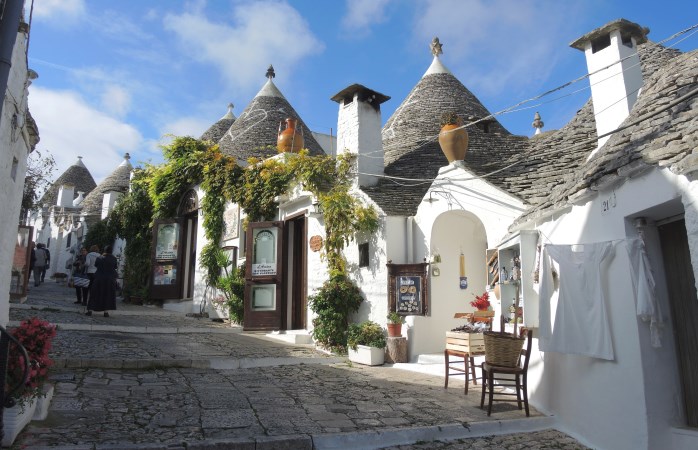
<box><xmin>20</xmin><ymin>148</ymin><xmax>56</xmax><ymax>222</ymax></box>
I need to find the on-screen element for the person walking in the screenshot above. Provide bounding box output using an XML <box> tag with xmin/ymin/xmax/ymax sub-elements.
<box><xmin>85</xmin><ymin>245</ymin><xmax>100</xmax><ymax>289</ymax></box>
<box><xmin>32</xmin><ymin>243</ymin><xmax>48</xmax><ymax>287</ymax></box>
<box><xmin>72</xmin><ymin>247</ymin><xmax>89</xmax><ymax>305</ymax></box>
<box><xmin>86</xmin><ymin>245</ymin><xmax>118</xmax><ymax>317</ymax></box>
<box><xmin>41</xmin><ymin>244</ymin><xmax>51</xmax><ymax>282</ymax></box>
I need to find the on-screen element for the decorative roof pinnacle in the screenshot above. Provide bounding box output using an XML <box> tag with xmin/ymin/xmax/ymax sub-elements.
<box><xmin>430</xmin><ymin>37</ymin><xmax>443</xmax><ymax>57</ymax></box>
<box><xmin>532</xmin><ymin>112</ymin><xmax>544</xmax><ymax>135</ymax></box>
<box><xmin>266</xmin><ymin>65</ymin><xmax>276</xmax><ymax>80</ymax></box>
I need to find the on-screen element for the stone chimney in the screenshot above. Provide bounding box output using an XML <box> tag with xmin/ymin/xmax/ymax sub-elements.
<box><xmin>101</xmin><ymin>191</ymin><xmax>121</xmax><ymax>220</ymax></box>
<box><xmin>571</xmin><ymin>19</ymin><xmax>648</xmax><ymax>153</ymax></box>
<box><xmin>331</xmin><ymin>84</ymin><xmax>390</xmax><ymax>187</ymax></box>
<box><xmin>57</xmin><ymin>184</ymin><xmax>75</xmax><ymax>208</ymax></box>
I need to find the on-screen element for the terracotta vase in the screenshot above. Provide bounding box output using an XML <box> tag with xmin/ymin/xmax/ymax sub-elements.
<box><xmin>438</xmin><ymin>120</ymin><xmax>469</xmax><ymax>162</ymax></box>
<box><xmin>387</xmin><ymin>323</ymin><xmax>402</xmax><ymax>337</ymax></box>
<box><xmin>277</xmin><ymin>118</ymin><xmax>304</xmax><ymax>153</ymax></box>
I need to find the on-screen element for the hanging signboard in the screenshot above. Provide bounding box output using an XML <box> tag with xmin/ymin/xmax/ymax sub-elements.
<box><xmin>387</xmin><ymin>262</ymin><xmax>429</xmax><ymax>316</ymax></box>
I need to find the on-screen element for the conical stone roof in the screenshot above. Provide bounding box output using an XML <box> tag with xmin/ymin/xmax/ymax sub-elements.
<box><xmin>217</xmin><ymin>68</ymin><xmax>325</xmax><ymax>164</ymax></box>
<box><xmin>39</xmin><ymin>156</ymin><xmax>97</xmax><ymax>207</ymax></box>
<box><xmin>201</xmin><ymin>103</ymin><xmax>236</xmax><ymax>143</ymax></box>
<box><xmin>366</xmin><ymin>46</ymin><xmax>527</xmax><ymax>216</ymax></box>
<box><xmin>81</xmin><ymin>154</ymin><xmax>133</xmax><ymax>225</ymax></box>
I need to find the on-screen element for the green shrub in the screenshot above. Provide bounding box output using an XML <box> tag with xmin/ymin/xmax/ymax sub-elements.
<box><xmin>347</xmin><ymin>321</ymin><xmax>386</xmax><ymax>350</ymax></box>
<box><xmin>309</xmin><ymin>275</ymin><xmax>364</xmax><ymax>353</ymax></box>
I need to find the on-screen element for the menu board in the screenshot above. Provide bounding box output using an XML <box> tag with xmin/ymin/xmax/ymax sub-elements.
<box><xmin>387</xmin><ymin>262</ymin><xmax>428</xmax><ymax>316</ymax></box>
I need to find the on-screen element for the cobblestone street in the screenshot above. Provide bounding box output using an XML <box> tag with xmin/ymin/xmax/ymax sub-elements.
<box><xmin>7</xmin><ymin>282</ymin><xmax>590</xmax><ymax>449</ymax></box>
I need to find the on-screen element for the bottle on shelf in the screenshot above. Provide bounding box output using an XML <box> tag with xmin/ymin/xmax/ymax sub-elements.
<box><xmin>500</xmin><ymin>266</ymin><xmax>508</xmax><ymax>283</ymax></box>
<box><xmin>509</xmin><ymin>299</ymin><xmax>517</xmax><ymax>321</ymax></box>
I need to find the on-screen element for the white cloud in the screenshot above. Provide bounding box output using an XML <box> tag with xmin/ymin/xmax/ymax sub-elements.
<box><xmin>341</xmin><ymin>0</ymin><xmax>393</xmax><ymax>35</ymax></box>
<box><xmin>32</xmin><ymin>0</ymin><xmax>86</xmax><ymax>24</ymax></box>
<box><xmin>100</xmin><ymin>85</ymin><xmax>132</xmax><ymax>118</ymax></box>
<box><xmin>413</xmin><ymin>0</ymin><xmax>588</xmax><ymax>95</ymax></box>
<box><xmin>160</xmin><ymin>117</ymin><xmax>212</xmax><ymax>140</ymax></box>
<box><xmin>28</xmin><ymin>86</ymin><xmax>144</xmax><ymax>185</ymax></box>
<box><xmin>163</xmin><ymin>0</ymin><xmax>324</xmax><ymax>93</ymax></box>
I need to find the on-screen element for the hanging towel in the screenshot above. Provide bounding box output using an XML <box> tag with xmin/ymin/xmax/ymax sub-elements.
<box><xmin>625</xmin><ymin>238</ymin><xmax>664</xmax><ymax>347</ymax></box>
<box><xmin>539</xmin><ymin>242</ymin><xmax>615</xmax><ymax>360</ymax></box>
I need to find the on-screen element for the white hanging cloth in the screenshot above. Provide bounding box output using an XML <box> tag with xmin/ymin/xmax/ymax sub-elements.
<box><xmin>539</xmin><ymin>242</ymin><xmax>615</xmax><ymax>360</ymax></box>
<box><xmin>625</xmin><ymin>238</ymin><xmax>664</xmax><ymax>347</ymax></box>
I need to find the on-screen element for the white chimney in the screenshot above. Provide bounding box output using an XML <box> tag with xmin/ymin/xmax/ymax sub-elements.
<box><xmin>571</xmin><ymin>19</ymin><xmax>648</xmax><ymax>155</ymax></box>
<box><xmin>57</xmin><ymin>184</ymin><xmax>75</xmax><ymax>208</ymax></box>
<box><xmin>101</xmin><ymin>191</ymin><xmax>122</xmax><ymax>219</ymax></box>
<box><xmin>331</xmin><ymin>84</ymin><xmax>390</xmax><ymax>187</ymax></box>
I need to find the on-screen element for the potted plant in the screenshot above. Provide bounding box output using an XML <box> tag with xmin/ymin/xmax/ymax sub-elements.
<box><xmin>347</xmin><ymin>320</ymin><xmax>386</xmax><ymax>366</ymax></box>
<box><xmin>438</xmin><ymin>111</ymin><xmax>469</xmax><ymax>162</ymax></box>
<box><xmin>3</xmin><ymin>317</ymin><xmax>57</xmax><ymax>446</ymax></box>
<box><xmin>386</xmin><ymin>311</ymin><xmax>405</xmax><ymax>337</ymax></box>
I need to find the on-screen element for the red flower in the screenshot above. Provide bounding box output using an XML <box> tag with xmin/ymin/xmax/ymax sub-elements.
<box><xmin>470</xmin><ymin>292</ymin><xmax>490</xmax><ymax>310</ymax></box>
<box><xmin>5</xmin><ymin>317</ymin><xmax>56</xmax><ymax>405</ymax></box>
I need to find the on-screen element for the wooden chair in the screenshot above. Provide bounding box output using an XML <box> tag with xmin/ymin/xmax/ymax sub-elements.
<box><xmin>480</xmin><ymin>328</ymin><xmax>533</xmax><ymax>416</ymax></box>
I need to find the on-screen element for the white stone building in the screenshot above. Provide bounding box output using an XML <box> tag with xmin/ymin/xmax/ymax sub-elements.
<box><xmin>141</xmin><ymin>18</ymin><xmax>697</xmax><ymax>450</ymax></box>
<box><xmin>0</xmin><ymin>2</ymin><xmax>40</xmax><ymax>324</ymax></box>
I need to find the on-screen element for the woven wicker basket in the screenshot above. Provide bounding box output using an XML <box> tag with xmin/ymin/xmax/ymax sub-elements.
<box><xmin>483</xmin><ymin>331</ymin><xmax>525</xmax><ymax>367</ymax></box>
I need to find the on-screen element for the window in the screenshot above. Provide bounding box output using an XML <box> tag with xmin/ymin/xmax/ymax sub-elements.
<box><xmin>359</xmin><ymin>242</ymin><xmax>369</xmax><ymax>268</ymax></box>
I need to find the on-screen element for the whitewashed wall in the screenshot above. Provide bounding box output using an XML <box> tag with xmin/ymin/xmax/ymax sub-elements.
<box><xmin>0</xmin><ymin>31</ymin><xmax>31</xmax><ymax>324</ymax></box>
<box><xmin>407</xmin><ymin>163</ymin><xmax>526</xmax><ymax>358</ymax></box>
<box><xmin>526</xmin><ymin>167</ymin><xmax>697</xmax><ymax>450</ymax></box>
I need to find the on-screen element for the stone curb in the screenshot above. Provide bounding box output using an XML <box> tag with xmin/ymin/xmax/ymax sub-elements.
<box><xmin>310</xmin><ymin>416</ymin><xmax>557</xmax><ymax>449</ymax></box>
<box><xmin>52</xmin><ymin>356</ymin><xmax>346</xmax><ymax>370</ymax></box>
<box><xmin>7</xmin><ymin>321</ymin><xmax>242</xmax><ymax>334</ymax></box>
<box><xmin>27</xmin><ymin>417</ymin><xmax>557</xmax><ymax>450</ymax></box>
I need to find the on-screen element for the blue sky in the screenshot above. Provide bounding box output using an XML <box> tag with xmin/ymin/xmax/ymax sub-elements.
<box><xmin>27</xmin><ymin>0</ymin><xmax>698</xmax><ymax>185</ymax></box>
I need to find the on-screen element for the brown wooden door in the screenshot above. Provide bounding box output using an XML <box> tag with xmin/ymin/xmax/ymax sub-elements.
<box><xmin>244</xmin><ymin>221</ymin><xmax>283</xmax><ymax>331</ymax></box>
<box><xmin>658</xmin><ymin>219</ymin><xmax>698</xmax><ymax>427</ymax></box>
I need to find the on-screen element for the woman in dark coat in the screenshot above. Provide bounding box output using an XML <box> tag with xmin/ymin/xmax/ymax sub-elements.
<box><xmin>86</xmin><ymin>245</ymin><xmax>118</xmax><ymax>317</ymax></box>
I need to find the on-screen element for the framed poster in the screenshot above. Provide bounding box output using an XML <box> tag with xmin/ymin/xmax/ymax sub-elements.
<box><xmin>153</xmin><ymin>263</ymin><xmax>177</xmax><ymax>285</ymax></box>
<box><xmin>387</xmin><ymin>262</ymin><xmax>429</xmax><ymax>316</ymax></box>
<box><xmin>223</xmin><ymin>205</ymin><xmax>239</xmax><ymax>240</ymax></box>
<box><xmin>150</xmin><ymin>219</ymin><xmax>186</xmax><ymax>300</ymax></box>
<box><xmin>155</xmin><ymin>222</ymin><xmax>180</xmax><ymax>261</ymax></box>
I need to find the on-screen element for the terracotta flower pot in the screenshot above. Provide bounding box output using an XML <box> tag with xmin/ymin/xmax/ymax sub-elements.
<box><xmin>387</xmin><ymin>323</ymin><xmax>402</xmax><ymax>337</ymax></box>
<box><xmin>438</xmin><ymin>119</ymin><xmax>469</xmax><ymax>163</ymax></box>
<box><xmin>277</xmin><ymin>118</ymin><xmax>304</xmax><ymax>153</ymax></box>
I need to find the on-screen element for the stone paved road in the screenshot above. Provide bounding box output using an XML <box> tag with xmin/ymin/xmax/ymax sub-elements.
<box><xmin>8</xmin><ymin>282</ymin><xmax>590</xmax><ymax>449</ymax></box>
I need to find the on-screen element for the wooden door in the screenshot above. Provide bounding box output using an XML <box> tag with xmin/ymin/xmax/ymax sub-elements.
<box><xmin>244</xmin><ymin>221</ymin><xmax>283</xmax><ymax>331</ymax></box>
<box><xmin>658</xmin><ymin>219</ymin><xmax>698</xmax><ymax>427</ymax></box>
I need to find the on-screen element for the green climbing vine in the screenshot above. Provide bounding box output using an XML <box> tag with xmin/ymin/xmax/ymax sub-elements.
<box><xmin>107</xmin><ymin>136</ymin><xmax>378</xmax><ymax>337</ymax></box>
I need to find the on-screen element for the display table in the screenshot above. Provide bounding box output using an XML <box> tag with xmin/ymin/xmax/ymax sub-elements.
<box><xmin>385</xmin><ymin>336</ymin><xmax>407</xmax><ymax>363</ymax></box>
<box><xmin>444</xmin><ymin>331</ymin><xmax>486</xmax><ymax>394</ymax></box>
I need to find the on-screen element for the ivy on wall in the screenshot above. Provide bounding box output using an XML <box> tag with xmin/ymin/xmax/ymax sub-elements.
<box><xmin>105</xmin><ymin>136</ymin><xmax>379</xmax><ymax>334</ymax></box>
